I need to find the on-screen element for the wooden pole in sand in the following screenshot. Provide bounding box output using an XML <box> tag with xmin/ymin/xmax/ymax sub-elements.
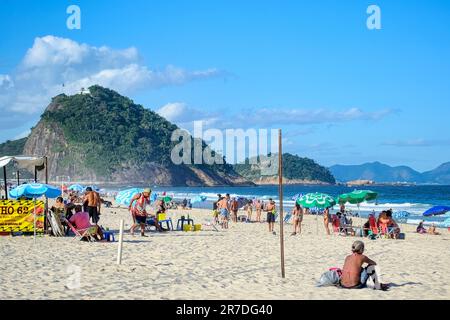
<box><xmin>278</xmin><ymin>129</ymin><xmax>286</xmax><ymax>278</ymax></box>
<box><xmin>117</xmin><ymin>219</ymin><xmax>124</xmax><ymax>265</ymax></box>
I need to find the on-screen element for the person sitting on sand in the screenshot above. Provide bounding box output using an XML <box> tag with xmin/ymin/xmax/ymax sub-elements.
<box><xmin>340</xmin><ymin>241</ymin><xmax>390</xmax><ymax>291</ymax></box>
<box><xmin>265</xmin><ymin>199</ymin><xmax>277</xmax><ymax>235</ymax></box>
<box><xmin>68</xmin><ymin>205</ymin><xmax>103</xmax><ymax>241</ymax></box>
<box><xmin>417</xmin><ymin>221</ymin><xmax>427</xmax><ymax>234</ymax></box>
<box><xmin>381</xmin><ymin>210</ymin><xmax>400</xmax><ymax>238</ymax></box>
<box><xmin>129</xmin><ymin>188</ymin><xmax>152</xmax><ymax>237</ymax></box>
<box><xmin>427</xmin><ymin>224</ymin><xmax>441</xmax><ymax>235</ymax></box>
<box><xmin>291</xmin><ymin>203</ymin><xmax>303</xmax><ymax>236</ymax></box>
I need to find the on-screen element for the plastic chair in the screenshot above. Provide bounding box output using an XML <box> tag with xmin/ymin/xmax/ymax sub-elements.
<box><xmin>65</xmin><ymin>220</ymin><xmax>97</xmax><ymax>242</ymax></box>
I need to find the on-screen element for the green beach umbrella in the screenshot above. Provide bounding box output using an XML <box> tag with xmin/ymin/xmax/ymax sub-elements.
<box><xmin>337</xmin><ymin>190</ymin><xmax>378</xmax><ymax>205</ymax></box>
<box><xmin>163</xmin><ymin>195</ymin><xmax>172</xmax><ymax>203</ymax></box>
<box><xmin>296</xmin><ymin>192</ymin><xmax>336</xmax><ymax>209</ymax></box>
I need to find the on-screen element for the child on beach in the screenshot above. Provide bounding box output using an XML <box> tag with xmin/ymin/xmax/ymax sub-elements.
<box><xmin>340</xmin><ymin>241</ymin><xmax>390</xmax><ymax>291</ymax></box>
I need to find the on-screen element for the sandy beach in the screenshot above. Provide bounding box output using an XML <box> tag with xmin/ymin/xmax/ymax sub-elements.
<box><xmin>1</xmin><ymin>201</ymin><xmax>449</xmax><ymax>300</ymax></box>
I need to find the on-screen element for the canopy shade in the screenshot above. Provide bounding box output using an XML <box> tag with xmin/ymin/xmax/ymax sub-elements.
<box><xmin>0</xmin><ymin>156</ymin><xmax>46</xmax><ymax>172</ymax></box>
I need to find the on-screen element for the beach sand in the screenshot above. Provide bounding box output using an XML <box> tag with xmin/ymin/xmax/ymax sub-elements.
<box><xmin>1</xmin><ymin>201</ymin><xmax>449</xmax><ymax>300</ymax></box>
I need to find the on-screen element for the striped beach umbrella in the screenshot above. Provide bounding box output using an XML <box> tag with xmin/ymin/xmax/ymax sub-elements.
<box><xmin>115</xmin><ymin>188</ymin><xmax>143</xmax><ymax>206</ymax></box>
<box><xmin>337</xmin><ymin>190</ymin><xmax>378</xmax><ymax>205</ymax></box>
<box><xmin>296</xmin><ymin>192</ymin><xmax>336</xmax><ymax>209</ymax></box>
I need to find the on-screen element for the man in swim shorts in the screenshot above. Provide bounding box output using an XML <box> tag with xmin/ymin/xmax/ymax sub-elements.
<box><xmin>265</xmin><ymin>199</ymin><xmax>276</xmax><ymax>235</ymax></box>
<box><xmin>340</xmin><ymin>241</ymin><xmax>390</xmax><ymax>291</ymax></box>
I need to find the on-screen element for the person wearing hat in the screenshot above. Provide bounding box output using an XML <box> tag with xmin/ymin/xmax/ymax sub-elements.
<box><xmin>129</xmin><ymin>188</ymin><xmax>152</xmax><ymax>236</ymax></box>
<box><xmin>340</xmin><ymin>241</ymin><xmax>390</xmax><ymax>291</ymax></box>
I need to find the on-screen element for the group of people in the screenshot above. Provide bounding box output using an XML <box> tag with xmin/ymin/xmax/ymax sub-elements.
<box><xmin>50</xmin><ymin>187</ymin><xmax>103</xmax><ymax>240</ymax></box>
<box><xmin>212</xmin><ymin>194</ymin><xmax>278</xmax><ymax>234</ymax></box>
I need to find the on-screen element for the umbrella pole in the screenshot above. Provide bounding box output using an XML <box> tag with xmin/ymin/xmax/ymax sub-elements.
<box><xmin>33</xmin><ymin>198</ymin><xmax>36</xmax><ymax>243</ymax></box>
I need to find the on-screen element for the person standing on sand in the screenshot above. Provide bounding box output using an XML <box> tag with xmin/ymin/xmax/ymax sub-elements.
<box><xmin>340</xmin><ymin>241</ymin><xmax>390</xmax><ymax>291</ymax></box>
<box><xmin>129</xmin><ymin>188</ymin><xmax>152</xmax><ymax>236</ymax></box>
<box><xmin>265</xmin><ymin>199</ymin><xmax>276</xmax><ymax>235</ymax></box>
<box><xmin>246</xmin><ymin>200</ymin><xmax>253</xmax><ymax>222</ymax></box>
<box><xmin>323</xmin><ymin>207</ymin><xmax>331</xmax><ymax>235</ymax></box>
<box><xmin>83</xmin><ymin>187</ymin><xmax>101</xmax><ymax>225</ymax></box>
<box><xmin>291</xmin><ymin>203</ymin><xmax>303</xmax><ymax>236</ymax></box>
<box><xmin>255</xmin><ymin>200</ymin><xmax>262</xmax><ymax>222</ymax></box>
<box><xmin>230</xmin><ymin>197</ymin><xmax>239</xmax><ymax>223</ymax></box>
<box><xmin>217</xmin><ymin>195</ymin><xmax>229</xmax><ymax>229</ymax></box>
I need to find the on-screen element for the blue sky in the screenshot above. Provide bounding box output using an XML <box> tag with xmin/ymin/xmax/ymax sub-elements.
<box><xmin>1</xmin><ymin>0</ymin><xmax>450</xmax><ymax>171</ymax></box>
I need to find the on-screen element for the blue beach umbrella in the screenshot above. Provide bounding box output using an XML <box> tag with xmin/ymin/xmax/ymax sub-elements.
<box><xmin>9</xmin><ymin>183</ymin><xmax>61</xmax><ymax>199</ymax></box>
<box><xmin>68</xmin><ymin>184</ymin><xmax>84</xmax><ymax>192</ymax></box>
<box><xmin>191</xmin><ymin>195</ymin><xmax>207</xmax><ymax>204</ymax></box>
<box><xmin>9</xmin><ymin>183</ymin><xmax>61</xmax><ymax>240</ymax></box>
<box><xmin>85</xmin><ymin>185</ymin><xmax>100</xmax><ymax>192</ymax></box>
<box><xmin>150</xmin><ymin>192</ymin><xmax>158</xmax><ymax>203</ymax></box>
<box><xmin>423</xmin><ymin>206</ymin><xmax>450</xmax><ymax>217</ymax></box>
<box><xmin>115</xmin><ymin>188</ymin><xmax>143</xmax><ymax>206</ymax></box>
<box><xmin>393</xmin><ymin>211</ymin><xmax>411</xmax><ymax>223</ymax></box>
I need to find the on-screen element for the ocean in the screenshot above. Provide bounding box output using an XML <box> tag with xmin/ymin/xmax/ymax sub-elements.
<box><xmin>102</xmin><ymin>184</ymin><xmax>450</xmax><ymax>227</ymax></box>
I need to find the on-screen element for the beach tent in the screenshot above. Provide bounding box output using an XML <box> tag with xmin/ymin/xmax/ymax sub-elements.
<box><xmin>423</xmin><ymin>206</ymin><xmax>450</xmax><ymax>217</ymax></box>
<box><xmin>0</xmin><ymin>156</ymin><xmax>48</xmax><ymax>200</ymax></box>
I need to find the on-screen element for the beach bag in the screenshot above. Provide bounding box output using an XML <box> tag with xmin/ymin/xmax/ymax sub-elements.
<box><xmin>316</xmin><ymin>269</ymin><xmax>341</xmax><ymax>287</ymax></box>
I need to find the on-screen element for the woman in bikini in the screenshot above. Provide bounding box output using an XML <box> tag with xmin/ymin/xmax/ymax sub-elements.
<box><xmin>291</xmin><ymin>203</ymin><xmax>303</xmax><ymax>236</ymax></box>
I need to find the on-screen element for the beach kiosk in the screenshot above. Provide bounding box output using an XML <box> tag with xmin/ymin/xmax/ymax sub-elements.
<box><xmin>0</xmin><ymin>156</ymin><xmax>49</xmax><ymax>235</ymax></box>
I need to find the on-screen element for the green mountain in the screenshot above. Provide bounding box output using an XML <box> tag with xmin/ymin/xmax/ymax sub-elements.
<box><xmin>0</xmin><ymin>85</ymin><xmax>249</xmax><ymax>186</ymax></box>
<box><xmin>234</xmin><ymin>153</ymin><xmax>336</xmax><ymax>184</ymax></box>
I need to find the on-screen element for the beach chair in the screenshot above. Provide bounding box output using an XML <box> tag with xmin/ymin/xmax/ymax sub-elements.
<box><xmin>202</xmin><ymin>218</ymin><xmax>219</xmax><ymax>231</ymax></box>
<box><xmin>65</xmin><ymin>220</ymin><xmax>98</xmax><ymax>242</ymax></box>
<box><xmin>157</xmin><ymin>213</ymin><xmax>173</xmax><ymax>231</ymax></box>
<box><xmin>48</xmin><ymin>210</ymin><xmax>65</xmax><ymax>237</ymax></box>
<box><xmin>366</xmin><ymin>216</ymin><xmax>381</xmax><ymax>239</ymax></box>
<box><xmin>283</xmin><ymin>212</ymin><xmax>292</xmax><ymax>224</ymax></box>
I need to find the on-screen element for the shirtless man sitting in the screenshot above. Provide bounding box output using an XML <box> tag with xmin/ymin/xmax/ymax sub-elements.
<box><xmin>340</xmin><ymin>241</ymin><xmax>390</xmax><ymax>291</ymax></box>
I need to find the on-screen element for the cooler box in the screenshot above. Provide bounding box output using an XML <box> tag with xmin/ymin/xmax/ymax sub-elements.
<box><xmin>194</xmin><ymin>224</ymin><xmax>202</xmax><ymax>231</ymax></box>
<box><xmin>183</xmin><ymin>224</ymin><xmax>193</xmax><ymax>231</ymax></box>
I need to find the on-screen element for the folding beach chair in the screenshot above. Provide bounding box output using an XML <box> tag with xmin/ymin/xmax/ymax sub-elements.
<box><xmin>366</xmin><ymin>216</ymin><xmax>381</xmax><ymax>239</ymax></box>
<box><xmin>202</xmin><ymin>218</ymin><xmax>219</xmax><ymax>231</ymax></box>
<box><xmin>65</xmin><ymin>220</ymin><xmax>98</xmax><ymax>242</ymax></box>
<box><xmin>48</xmin><ymin>210</ymin><xmax>65</xmax><ymax>237</ymax></box>
<box><xmin>283</xmin><ymin>212</ymin><xmax>293</xmax><ymax>224</ymax></box>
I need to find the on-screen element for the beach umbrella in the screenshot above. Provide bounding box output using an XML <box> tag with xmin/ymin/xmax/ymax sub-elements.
<box><xmin>296</xmin><ymin>192</ymin><xmax>336</xmax><ymax>209</ymax></box>
<box><xmin>393</xmin><ymin>211</ymin><xmax>410</xmax><ymax>222</ymax></box>
<box><xmin>297</xmin><ymin>192</ymin><xmax>335</xmax><ymax>235</ymax></box>
<box><xmin>9</xmin><ymin>183</ymin><xmax>61</xmax><ymax>199</ymax></box>
<box><xmin>150</xmin><ymin>192</ymin><xmax>158</xmax><ymax>202</ymax></box>
<box><xmin>190</xmin><ymin>195</ymin><xmax>207</xmax><ymax>204</ymax></box>
<box><xmin>337</xmin><ymin>190</ymin><xmax>378</xmax><ymax>205</ymax></box>
<box><xmin>85</xmin><ymin>185</ymin><xmax>100</xmax><ymax>192</ymax></box>
<box><xmin>8</xmin><ymin>183</ymin><xmax>61</xmax><ymax>241</ymax></box>
<box><xmin>68</xmin><ymin>184</ymin><xmax>84</xmax><ymax>192</ymax></box>
<box><xmin>162</xmin><ymin>195</ymin><xmax>172</xmax><ymax>203</ymax></box>
<box><xmin>423</xmin><ymin>206</ymin><xmax>450</xmax><ymax>217</ymax></box>
<box><xmin>115</xmin><ymin>188</ymin><xmax>143</xmax><ymax>206</ymax></box>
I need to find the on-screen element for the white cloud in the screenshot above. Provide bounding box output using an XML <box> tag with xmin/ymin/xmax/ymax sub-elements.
<box><xmin>381</xmin><ymin>138</ymin><xmax>450</xmax><ymax>147</ymax></box>
<box><xmin>0</xmin><ymin>35</ymin><xmax>221</xmax><ymax>129</ymax></box>
<box><xmin>156</xmin><ymin>103</ymin><xmax>395</xmax><ymax>130</ymax></box>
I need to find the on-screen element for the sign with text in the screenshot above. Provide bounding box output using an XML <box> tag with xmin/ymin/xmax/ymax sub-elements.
<box><xmin>0</xmin><ymin>200</ymin><xmax>45</xmax><ymax>232</ymax></box>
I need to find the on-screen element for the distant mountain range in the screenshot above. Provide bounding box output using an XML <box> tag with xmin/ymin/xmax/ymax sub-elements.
<box><xmin>329</xmin><ymin>161</ymin><xmax>450</xmax><ymax>184</ymax></box>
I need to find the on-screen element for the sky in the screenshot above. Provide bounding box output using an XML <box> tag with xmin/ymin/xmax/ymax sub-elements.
<box><xmin>0</xmin><ymin>0</ymin><xmax>450</xmax><ymax>172</ymax></box>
